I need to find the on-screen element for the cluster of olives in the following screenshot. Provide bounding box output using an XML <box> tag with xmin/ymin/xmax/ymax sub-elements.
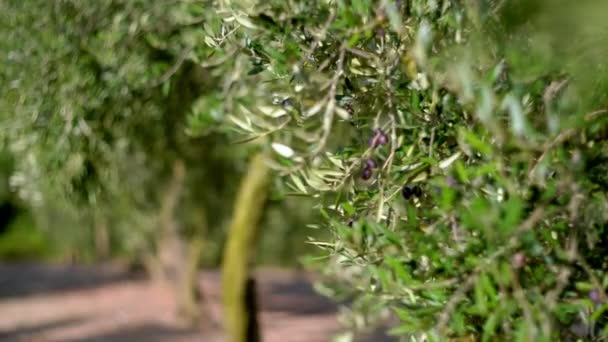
<box><xmin>361</xmin><ymin>158</ymin><xmax>377</xmax><ymax>180</ymax></box>
<box><xmin>361</xmin><ymin>129</ymin><xmax>388</xmax><ymax>180</ymax></box>
<box><xmin>360</xmin><ymin>129</ymin><xmax>425</xmax><ymax>201</ymax></box>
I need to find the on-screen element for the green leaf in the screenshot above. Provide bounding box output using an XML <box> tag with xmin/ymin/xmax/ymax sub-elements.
<box><xmin>461</xmin><ymin>129</ymin><xmax>492</xmax><ymax>157</ymax></box>
<box><xmin>388</xmin><ymin>324</ymin><xmax>418</xmax><ymax>335</ymax></box>
<box><xmin>341</xmin><ymin>202</ymin><xmax>355</xmax><ymax>216</ymax></box>
<box><xmin>482</xmin><ymin>310</ymin><xmax>500</xmax><ymax>342</ymax></box>
<box><xmin>385</xmin><ymin>256</ymin><xmax>410</xmax><ymax>282</ymax></box>
<box><xmin>592</xmin><ymin>303</ymin><xmax>608</xmax><ymax>322</ymax></box>
<box><xmin>575</xmin><ymin>282</ymin><xmax>595</xmax><ymax>291</ymax></box>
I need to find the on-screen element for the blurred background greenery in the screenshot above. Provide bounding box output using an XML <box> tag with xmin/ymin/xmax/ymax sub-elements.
<box><xmin>0</xmin><ymin>148</ymin><xmax>325</xmax><ymax>267</ymax></box>
<box><xmin>0</xmin><ymin>0</ymin><xmax>325</xmax><ymax>268</ymax></box>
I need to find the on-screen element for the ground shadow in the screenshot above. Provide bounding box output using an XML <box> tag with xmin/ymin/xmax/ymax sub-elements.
<box><xmin>63</xmin><ymin>324</ymin><xmax>199</xmax><ymax>342</ymax></box>
<box><xmin>356</xmin><ymin>330</ymin><xmax>397</xmax><ymax>342</ymax></box>
<box><xmin>0</xmin><ymin>319</ymin><xmax>199</xmax><ymax>342</ymax></box>
<box><xmin>0</xmin><ymin>263</ymin><xmax>143</xmax><ymax>298</ymax></box>
<box><xmin>257</xmin><ymin>278</ymin><xmax>337</xmax><ymax>315</ymax></box>
<box><xmin>0</xmin><ymin>317</ymin><xmax>87</xmax><ymax>341</ymax></box>
<box><xmin>257</xmin><ymin>275</ymin><xmax>396</xmax><ymax>342</ymax></box>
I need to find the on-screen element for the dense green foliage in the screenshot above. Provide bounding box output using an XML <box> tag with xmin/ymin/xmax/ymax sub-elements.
<box><xmin>188</xmin><ymin>0</ymin><xmax>608</xmax><ymax>340</ymax></box>
<box><xmin>3</xmin><ymin>0</ymin><xmax>608</xmax><ymax>340</ymax></box>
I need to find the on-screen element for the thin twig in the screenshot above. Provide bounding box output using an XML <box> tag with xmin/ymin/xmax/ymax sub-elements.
<box><xmin>148</xmin><ymin>47</ymin><xmax>192</xmax><ymax>88</ymax></box>
<box><xmin>529</xmin><ymin>107</ymin><xmax>608</xmax><ymax>180</ymax></box>
<box><xmin>528</xmin><ymin>128</ymin><xmax>576</xmax><ymax>180</ymax></box>
<box><xmin>429</xmin><ymin>127</ymin><xmax>435</xmax><ymax>158</ymax></box>
<box><xmin>577</xmin><ymin>254</ymin><xmax>608</xmax><ymax>302</ymax></box>
<box><xmin>511</xmin><ymin>267</ymin><xmax>537</xmax><ymax>338</ymax></box>
<box><xmin>312</xmin><ymin>47</ymin><xmax>345</xmax><ymax>156</ymax></box>
<box><xmin>297</xmin><ymin>9</ymin><xmax>336</xmax><ymax>71</ymax></box>
<box><xmin>585</xmin><ymin>108</ymin><xmax>608</xmax><ymax>121</ymax></box>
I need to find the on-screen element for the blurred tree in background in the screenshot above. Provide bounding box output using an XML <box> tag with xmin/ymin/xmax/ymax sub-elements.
<box><xmin>0</xmin><ymin>151</ymin><xmax>50</xmax><ymax>260</ymax></box>
<box><xmin>0</xmin><ymin>0</ymin><xmax>322</xmax><ymax>327</ymax></box>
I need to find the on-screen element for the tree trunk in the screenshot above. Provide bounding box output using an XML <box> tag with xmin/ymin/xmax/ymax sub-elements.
<box><xmin>93</xmin><ymin>212</ymin><xmax>109</xmax><ymax>259</ymax></box>
<box><xmin>158</xmin><ymin>159</ymin><xmax>186</xmax><ymax>286</ymax></box>
<box><xmin>177</xmin><ymin>237</ymin><xmax>204</xmax><ymax>325</ymax></box>
<box><xmin>245</xmin><ymin>277</ymin><xmax>260</xmax><ymax>342</ymax></box>
<box><xmin>156</xmin><ymin>159</ymin><xmax>204</xmax><ymax>326</ymax></box>
<box><xmin>222</xmin><ymin>153</ymin><xmax>270</xmax><ymax>342</ymax></box>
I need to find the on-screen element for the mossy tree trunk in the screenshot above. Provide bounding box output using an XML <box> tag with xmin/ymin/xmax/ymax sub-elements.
<box><xmin>222</xmin><ymin>153</ymin><xmax>270</xmax><ymax>342</ymax></box>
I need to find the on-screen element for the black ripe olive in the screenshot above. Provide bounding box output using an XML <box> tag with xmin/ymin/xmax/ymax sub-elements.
<box><xmin>528</xmin><ymin>185</ymin><xmax>542</xmax><ymax>203</ymax></box>
<box><xmin>403</xmin><ymin>185</ymin><xmax>423</xmax><ymax>199</ymax></box>
<box><xmin>361</xmin><ymin>167</ymin><xmax>373</xmax><ymax>180</ymax></box>
<box><xmin>281</xmin><ymin>97</ymin><xmax>294</xmax><ymax>107</ymax></box>
<box><xmin>412</xmin><ymin>185</ymin><xmax>422</xmax><ymax>197</ymax></box>
<box><xmin>402</xmin><ymin>185</ymin><xmax>414</xmax><ymax>199</ymax></box>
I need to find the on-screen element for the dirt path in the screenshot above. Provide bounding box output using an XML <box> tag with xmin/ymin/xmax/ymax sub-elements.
<box><xmin>0</xmin><ymin>264</ymin><xmax>391</xmax><ymax>342</ymax></box>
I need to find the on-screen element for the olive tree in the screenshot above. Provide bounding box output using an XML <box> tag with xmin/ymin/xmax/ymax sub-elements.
<box><xmin>196</xmin><ymin>0</ymin><xmax>608</xmax><ymax>340</ymax></box>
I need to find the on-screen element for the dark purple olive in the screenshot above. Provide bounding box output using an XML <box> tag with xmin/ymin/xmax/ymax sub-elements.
<box><xmin>402</xmin><ymin>185</ymin><xmax>413</xmax><ymax>199</ymax></box>
<box><xmin>361</xmin><ymin>167</ymin><xmax>373</xmax><ymax>180</ymax></box>
<box><xmin>365</xmin><ymin>158</ymin><xmax>378</xmax><ymax>169</ymax></box>
<box><xmin>376</xmin><ymin>130</ymin><xmax>388</xmax><ymax>145</ymax></box>
<box><xmin>412</xmin><ymin>185</ymin><xmax>422</xmax><ymax>197</ymax></box>
<box><xmin>590</xmin><ymin>289</ymin><xmax>603</xmax><ymax>305</ymax></box>
<box><xmin>369</xmin><ymin>129</ymin><xmax>388</xmax><ymax>148</ymax></box>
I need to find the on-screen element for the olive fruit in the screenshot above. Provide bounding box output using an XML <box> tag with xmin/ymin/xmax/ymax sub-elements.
<box><xmin>361</xmin><ymin>167</ymin><xmax>373</xmax><ymax>180</ymax></box>
<box><xmin>369</xmin><ymin>129</ymin><xmax>388</xmax><ymax>147</ymax></box>
<box><xmin>281</xmin><ymin>97</ymin><xmax>294</xmax><ymax>107</ymax></box>
<box><xmin>590</xmin><ymin>289</ymin><xmax>603</xmax><ymax>305</ymax></box>
<box><xmin>365</xmin><ymin>158</ymin><xmax>378</xmax><ymax>169</ymax></box>
<box><xmin>402</xmin><ymin>185</ymin><xmax>414</xmax><ymax>199</ymax></box>
<box><xmin>403</xmin><ymin>184</ymin><xmax>423</xmax><ymax>199</ymax></box>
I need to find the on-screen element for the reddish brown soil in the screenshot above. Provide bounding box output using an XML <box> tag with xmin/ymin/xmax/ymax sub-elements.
<box><xmin>0</xmin><ymin>264</ymin><xmax>393</xmax><ymax>342</ymax></box>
